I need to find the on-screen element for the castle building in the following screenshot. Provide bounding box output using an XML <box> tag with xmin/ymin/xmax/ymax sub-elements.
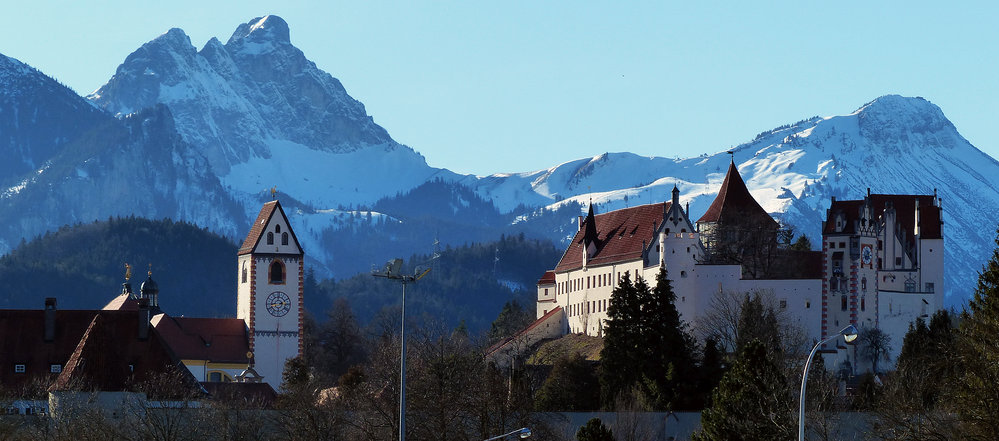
<box><xmin>821</xmin><ymin>191</ymin><xmax>944</xmax><ymax>361</ymax></box>
<box><xmin>527</xmin><ymin>161</ymin><xmax>943</xmax><ymax>373</ymax></box>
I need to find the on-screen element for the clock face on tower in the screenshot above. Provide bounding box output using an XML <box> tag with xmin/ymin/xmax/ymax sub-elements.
<box><xmin>862</xmin><ymin>246</ymin><xmax>873</xmax><ymax>265</ymax></box>
<box><xmin>265</xmin><ymin>291</ymin><xmax>291</xmax><ymax>317</ymax></box>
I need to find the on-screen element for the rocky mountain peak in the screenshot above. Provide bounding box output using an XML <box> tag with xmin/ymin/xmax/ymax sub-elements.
<box><xmin>854</xmin><ymin>95</ymin><xmax>955</xmax><ymax>142</ymax></box>
<box><xmin>226</xmin><ymin>15</ymin><xmax>291</xmax><ymax>55</ymax></box>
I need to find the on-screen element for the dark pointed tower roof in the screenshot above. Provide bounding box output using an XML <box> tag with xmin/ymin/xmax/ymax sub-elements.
<box><xmin>583</xmin><ymin>203</ymin><xmax>599</xmax><ymax>247</ymax></box>
<box><xmin>697</xmin><ymin>160</ymin><xmax>776</xmax><ymax>226</ymax></box>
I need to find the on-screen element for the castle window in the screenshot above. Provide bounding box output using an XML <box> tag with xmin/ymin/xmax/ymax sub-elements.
<box><xmin>282</xmin><ymin>232</ymin><xmax>289</xmax><ymax>246</ymax></box>
<box><xmin>779</xmin><ymin>299</ymin><xmax>787</xmax><ymax>309</ymax></box>
<box><xmin>861</xmin><ymin>297</ymin><xmax>866</xmax><ymax>311</ymax></box>
<box><xmin>14</xmin><ymin>364</ymin><xmax>24</xmax><ymax>373</ymax></box>
<box><xmin>208</xmin><ymin>371</ymin><xmax>233</xmax><ymax>383</ymax></box>
<box><xmin>830</xmin><ymin>277</ymin><xmax>839</xmax><ymax>291</ymax></box>
<box><xmin>806</xmin><ymin>300</ymin><xmax>811</xmax><ymax>309</ymax></box>
<box><xmin>926</xmin><ymin>282</ymin><xmax>934</xmax><ymax>293</ymax></box>
<box><xmin>896</xmin><ymin>257</ymin><xmax>902</xmax><ymax>267</ymax></box>
<box><xmin>241</xmin><ymin>262</ymin><xmax>248</xmax><ymax>284</ymax></box>
<box><xmin>267</xmin><ymin>232</ymin><xmax>274</xmax><ymax>245</ymax></box>
<box><xmin>275</xmin><ymin>225</ymin><xmax>281</xmax><ymax>234</ymax></box>
<box><xmin>681</xmin><ymin>271</ymin><xmax>687</xmax><ymax>278</ymax></box>
<box><xmin>269</xmin><ymin>260</ymin><xmax>286</xmax><ymax>284</ymax></box>
<box><xmin>50</xmin><ymin>364</ymin><xmax>61</xmax><ymax>373</ymax></box>
<box><xmin>861</xmin><ymin>277</ymin><xmax>867</xmax><ymax>291</ymax></box>
<box><xmin>841</xmin><ymin>295</ymin><xmax>847</xmax><ymax>311</ymax></box>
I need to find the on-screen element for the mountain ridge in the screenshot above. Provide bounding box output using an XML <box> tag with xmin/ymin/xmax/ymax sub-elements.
<box><xmin>0</xmin><ymin>16</ymin><xmax>996</xmax><ymax>307</ymax></box>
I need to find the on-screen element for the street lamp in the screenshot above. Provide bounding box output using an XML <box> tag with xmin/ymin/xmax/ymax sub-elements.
<box><xmin>483</xmin><ymin>427</ymin><xmax>532</xmax><ymax>440</ymax></box>
<box><xmin>799</xmin><ymin>324</ymin><xmax>858</xmax><ymax>441</ymax></box>
<box><xmin>373</xmin><ymin>258</ymin><xmax>431</xmax><ymax>441</ymax></box>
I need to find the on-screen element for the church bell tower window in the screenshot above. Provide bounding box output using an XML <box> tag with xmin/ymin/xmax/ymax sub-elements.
<box><xmin>269</xmin><ymin>260</ymin><xmax>285</xmax><ymax>284</ymax></box>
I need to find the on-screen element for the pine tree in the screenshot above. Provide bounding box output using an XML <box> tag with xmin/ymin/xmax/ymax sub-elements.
<box><xmin>640</xmin><ymin>265</ymin><xmax>697</xmax><ymax>410</ymax></box>
<box><xmin>953</xmin><ymin>228</ymin><xmax>999</xmax><ymax>438</ymax></box>
<box><xmin>599</xmin><ymin>271</ymin><xmax>642</xmax><ymax>407</ymax></box>
<box><xmin>577</xmin><ymin>418</ymin><xmax>616</xmax><ymax>441</ymax></box>
<box><xmin>693</xmin><ymin>339</ymin><xmax>793</xmax><ymax>441</ymax></box>
<box><xmin>599</xmin><ymin>266</ymin><xmax>697</xmax><ymax>410</ymax></box>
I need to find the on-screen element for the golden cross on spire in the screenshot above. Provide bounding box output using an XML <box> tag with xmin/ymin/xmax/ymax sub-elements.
<box><xmin>148</xmin><ymin>263</ymin><xmax>153</xmax><ymax>277</ymax></box>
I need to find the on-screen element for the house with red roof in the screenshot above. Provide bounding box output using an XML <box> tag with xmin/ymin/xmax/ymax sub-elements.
<box><xmin>1</xmin><ymin>200</ymin><xmax>303</xmax><ymax>409</ymax></box>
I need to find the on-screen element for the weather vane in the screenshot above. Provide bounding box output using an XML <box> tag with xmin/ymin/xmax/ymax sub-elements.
<box><xmin>124</xmin><ymin>263</ymin><xmax>131</xmax><ymax>281</ymax></box>
<box><xmin>148</xmin><ymin>263</ymin><xmax>153</xmax><ymax>276</ymax></box>
<box><xmin>270</xmin><ymin>186</ymin><xmax>277</xmax><ymax>200</ymax></box>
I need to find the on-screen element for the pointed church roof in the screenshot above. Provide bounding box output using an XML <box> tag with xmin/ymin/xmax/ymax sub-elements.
<box><xmin>696</xmin><ymin>161</ymin><xmax>776</xmax><ymax>226</ymax></box>
<box><xmin>238</xmin><ymin>200</ymin><xmax>304</xmax><ymax>255</ymax></box>
<box><xmin>583</xmin><ymin>203</ymin><xmax>599</xmax><ymax>246</ymax></box>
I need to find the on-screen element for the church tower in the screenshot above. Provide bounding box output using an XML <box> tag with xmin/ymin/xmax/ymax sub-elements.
<box><xmin>237</xmin><ymin>200</ymin><xmax>304</xmax><ymax>390</ymax></box>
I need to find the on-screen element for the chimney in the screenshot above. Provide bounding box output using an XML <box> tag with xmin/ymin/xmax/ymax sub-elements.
<box><xmin>578</xmin><ymin>216</ymin><xmax>584</xmax><ymax>231</ymax></box>
<box><xmin>44</xmin><ymin>298</ymin><xmax>56</xmax><ymax>342</ymax></box>
<box><xmin>138</xmin><ymin>298</ymin><xmax>150</xmax><ymax>341</ymax></box>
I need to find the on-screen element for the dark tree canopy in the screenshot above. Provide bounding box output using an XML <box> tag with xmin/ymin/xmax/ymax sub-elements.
<box><xmin>693</xmin><ymin>339</ymin><xmax>793</xmax><ymax>441</ymax></box>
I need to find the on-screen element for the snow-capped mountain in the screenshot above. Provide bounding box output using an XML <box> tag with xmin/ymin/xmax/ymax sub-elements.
<box><xmin>468</xmin><ymin>95</ymin><xmax>999</xmax><ymax>304</ymax></box>
<box><xmin>0</xmin><ymin>15</ymin><xmax>995</xmax><ymax>307</ymax></box>
<box><xmin>89</xmin><ymin>15</ymin><xmax>458</xmax><ymax>210</ymax></box>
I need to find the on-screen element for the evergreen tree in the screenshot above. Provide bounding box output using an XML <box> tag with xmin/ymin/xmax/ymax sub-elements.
<box><xmin>692</xmin><ymin>339</ymin><xmax>793</xmax><ymax>441</ymax></box>
<box><xmin>599</xmin><ymin>271</ymin><xmax>642</xmax><ymax>407</ymax></box>
<box><xmin>697</xmin><ymin>337</ymin><xmax>726</xmax><ymax>408</ymax></box>
<box><xmin>734</xmin><ymin>294</ymin><xmax>781</xmax><ymax>356</ymax></box>
<box><xmin>599</xmin><ymin>266</ymin><xmax>697</xmax><ymax>410</ymax></box>
<box><xmin>954</xmin><ymin>228</ymin><xmax>999</xmax><ymax>438</ymax></box>
<box><xmin>641</xmin><ymin>265</ymin><xmax>698</xmax><ymax>410</ymax></box>
<box><xmin>576</xmin><ymin>418</ymin><xmax>616</xmax><ymax>441</ymax></box>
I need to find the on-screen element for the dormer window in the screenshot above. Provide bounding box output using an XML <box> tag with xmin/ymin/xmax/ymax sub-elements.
<box><xmin>267</xmin><ymin>232</ymin><xmax>274</xmax><ymax>245</ymax></box>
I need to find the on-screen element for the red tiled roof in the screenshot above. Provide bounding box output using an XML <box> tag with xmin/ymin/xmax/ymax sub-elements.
<box><xmin>554</xmin><ymin>203</ymin><xmax>668</xmax><ymax>273</ymax></box>
<box><xmin>537</xmin><ymin>271</ymin><xmax>556</xmax><ymax>285</ymax></box>
<box><xmin>239</xmin><ymin>201</ymin><xmax>279</xmax><ymax>255</ymax></box>
<box><xmin>696</xmin><ymin>161</ymin><xmax>776</xmax><ymax>226</ymax></box>
<box><xmin>152</xmin><ymin>315</ymin><xmax>250</xmax><ymax>363</ymax></box>
<box><xmin>103</xmin><ymin>292</ymin><xmax>139</xmax><ymax>311</ymax></box>
<box><xmin>823</xmin><ymin>194</ymin><xmax>942</xmax><ymax>240</ymax></box>
<box><xmin>0</xmin><ymin>309</ymin><xmax>98</xmax><ymax>392</ymax></box>
<box><xmin>49</xmin><ymin>311</ymin><xmax>197</xmax><ymax>393</ymax></box>
<box><xmin>486</xmin><ymin>306</ymin><xmax>563</xmax><ymax>357</ymax></box>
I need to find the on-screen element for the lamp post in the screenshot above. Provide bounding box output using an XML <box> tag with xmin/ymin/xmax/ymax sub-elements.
<box><xmin>373</xmin><ymin>259</ymin><xmax>430</xmax><ymax>441</ymax></box>
<box><xmin>799</xmin><ymin>324</ymin><xmax>858</xmax><ymax>441</ymax></box>
<box><xmin>483</xmin><ymin>427</ymin><xmax>532</xmax><ymax>441</ymax></box>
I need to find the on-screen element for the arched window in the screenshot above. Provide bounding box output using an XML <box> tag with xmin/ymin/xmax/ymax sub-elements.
<box><xmin>275</xmin><ymin>225</ymin><xmax>281</xmax><ymax>234</ymax></box>
<box><xmin>282</xmin><ymin>232</ymin><xmax>289</xmax><ymax>246</ymax></box>
<box><xmin>841</xmin><ymin>295</ymin><xmax>848</xmax><ymax>311</ymax></box>
<box><xmin>830</xmin><ymin>277</ymin><xmax>839</xmax><ymax>291</ymax></box>
<box><xmin>267</xmin><ymin>232</ymin><xmax>274</xmax><ymax>245</ymax></box>
<box><xmin>241</xmin><ymin>262</ymin><xmax>248</xmax><ymax>284</ymax></box>
<box><xmin>861</xmin><ymin>277</ymin><xmax>867</xmax><ymax>292</ymax></box>
<box><xmin>269</xmin><ymin>260</ymin><xmax>285</xmax><ymax>284</ymax></box>
<box><xmin>861</xmin><ymin>296</ymin><xmax>866</xmax><ymax>311</ymax></box>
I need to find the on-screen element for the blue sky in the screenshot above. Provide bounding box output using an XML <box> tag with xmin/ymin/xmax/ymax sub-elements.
<box><xmin>3</xmin><ymin>2</ymin><xmax>997</xmax><ymax>176</ymax></box>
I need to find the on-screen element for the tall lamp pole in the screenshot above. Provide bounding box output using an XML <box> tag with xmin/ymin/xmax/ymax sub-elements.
<box><xmin>799</xmin><ymin>324</ymin><xmax>858</xmax><ymax>441</ymax></box>
<box><xmin>373</xmin><ymin>258</ymin><xmax>431</xmax><ymax>441</ymax></box>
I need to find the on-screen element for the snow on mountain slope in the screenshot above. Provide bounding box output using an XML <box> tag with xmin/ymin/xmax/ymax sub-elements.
<box><xmin>88</xmin><ymin>15</ymin><xmax>458</xmax><ymax>205</ymax></box>
<box><xmin>474</xmin><ymin>96</ymin><xmax>997</xmax><ymax>304</ymax></box>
